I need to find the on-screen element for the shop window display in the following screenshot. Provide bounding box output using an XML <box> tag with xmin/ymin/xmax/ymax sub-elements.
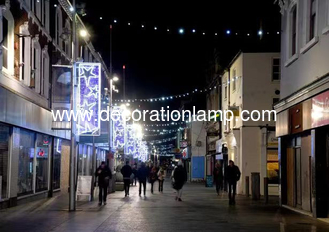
<box><xmin>35</xmin><ymin>134</ymin><xmax>50</xmax><ymax>192</ymax></box>
<box><xmin>53</xmin><ymin>138</ymin><xmax>62</xmax><ymax>190</ymax></box>
<box><xmin>18</xmin><ymin>129</ymin><xmax>35</xmax><ymax>196</ymax></box>
<box><xmin>0</xmin><ymin>124</ymin><xmax>10</xmax><ymax>200</ymax></box>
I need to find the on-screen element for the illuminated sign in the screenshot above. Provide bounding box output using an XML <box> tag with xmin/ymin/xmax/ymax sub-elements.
<box><xmin>76</xmin><ymin>63</ymin><xmax>101</xmax><ymax>136</ymax></box>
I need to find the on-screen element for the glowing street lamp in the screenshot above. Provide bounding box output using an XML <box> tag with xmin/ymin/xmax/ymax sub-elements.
<box><xmin>79</xmin><ymin>29</ymin><xmax>87</xmax><ymax>37</ymax></box>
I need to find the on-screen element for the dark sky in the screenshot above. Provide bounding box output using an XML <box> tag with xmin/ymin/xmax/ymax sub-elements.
<box><xmin>81</xmin><ymin>0</ymin><xmax>281</xmax><ymax>101</ymax></box>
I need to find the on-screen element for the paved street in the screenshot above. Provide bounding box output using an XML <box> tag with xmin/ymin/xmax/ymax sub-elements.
<box><xmin>0</xmin><ymin>180</ymin><xmax>329</xmax><ymax>232</ymax></box>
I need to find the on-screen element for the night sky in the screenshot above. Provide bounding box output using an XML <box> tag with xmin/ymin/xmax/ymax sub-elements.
<box><xmin>81</xmin><ymin>0</ymin><xmax>281</xmax><ymax>103</ymax></box>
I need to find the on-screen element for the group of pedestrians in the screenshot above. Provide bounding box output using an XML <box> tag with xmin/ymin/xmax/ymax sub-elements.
<box><xmin>95</xmin><ymin>160</ymin><xmax>239</xmax><ymax>206</ymax></box>
<box><xmin>121</xmin><ymin>161</ymin><xmax>170</xmax><ymax>197</ymax></box>
<box><xmin>213</xmin><ymin>160</ymin><xmax>241</xmax><ymax>205</ymax></box>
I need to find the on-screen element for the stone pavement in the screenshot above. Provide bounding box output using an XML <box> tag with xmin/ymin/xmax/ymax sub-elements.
<box><xmin>1</xmin><ymin>180</ymin><xmax>329</xmax><ymax>232</ymax></box>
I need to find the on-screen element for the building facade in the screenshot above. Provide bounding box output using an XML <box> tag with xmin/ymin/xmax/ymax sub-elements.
<box><xmin>222</xmin><ymin>52</ymin><xmax>280</xmax><ymax>195</ymax></box>
<box><xmin>0</xmin><ymin>0</ymin><xmax>110</xmax><ymax>208</ymax></box>
<box><xmin>275</xmin><ymin>0</ymin><xmax>329</xmax><ymax>218</ymax></box>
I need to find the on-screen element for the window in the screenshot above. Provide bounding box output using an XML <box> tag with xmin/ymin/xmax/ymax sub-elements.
<box><xmin>63</xmin><ymin>19</ymin><xmax>71</xmax><ymax>57</ymax></box>
<box><xmin>272</xmin><ymin>58</ymin><xmax>281</xmax><ymax>80</ymax></box>
<box><xmin>35</xmin><ymin>134</ymin><xmax>50</xmax><ymax>192</ymax></box>
<box><xmin>232</xmin><ymin>69</ymin><xmax>236</xmax><ymax>91</ymax></box>
<box><xmin>32</xmin><ymin>37</ymin><xmax>41</xmax><ymax>93</ymax></box>
<box><xmin>309</xmin><ymin>0</ymin><xmax>316</xmax><ymax>41</ymax></box>
<box><xmin>291</xmin><ymin>6</ymin><xmax>297</xmax><ymax>56</ymax></box>
<box><xmin>55</xmin><ymin>7</ymin><xmax>63</xmax><ymax>49</ymax></box>
<box><xmin>32</xmin><ymin>0</ymin><xmax>42</xmax><ymax>21</ymax></box>
<box><xmin>53</xmin><ymin>138</ymin><xmax>62</xmax><ymax>190</ymax></box>
<box><xmin>224</xmin><ymin>85</ymin><xmax>227</xmax><ymax>99</ymax></box>
<box><xmin>1</xmin><ymin>5</ymin><xmax>14</xmax><ymax>74</ymax></box>
<box><xmin>42</xmin><ymin>47</ymin><xmax>50</xmax><ymax>98</ymax></box>
<box><xmin>19</xmin><ymin>22</ymin><xmax>31</xmax><ymax>86</ymax></box>
<box><xmin>17</xmin><ymin>128</ymin><xmax>35</xmax><ymax>196</ymax></box>
<box><xmin>0</xmin><ymin>123</ymin><xmax>10</xmax><ymax>200</ymax></box>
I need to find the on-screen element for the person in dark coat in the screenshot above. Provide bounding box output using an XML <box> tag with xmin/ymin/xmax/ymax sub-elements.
<box><xmin>173</xmin><ymin>161</ymin><xmax>187</xmax><ymax>201</ymax></box>
<box><xmin>95</xmin><ymin>161</ymin><xmax>112</xmax><ymax>205</ymax></box>
<box><xmin>213</xmin><ymin>162</ymin><xmax>223</xmax><ymax>195</ymax></box>
<box><xmin>149</xmin><ymin>166</ymin><xmax>158</xmax><ymax>194</ymax></box>
<box><xmin>121</xmin><ymin>161</ymin><xmax>132</xmax><ymax>197</ymax></box>
<box><xmin>137</xmin><ymin>162</ymin><xmax>148</xmax><ymax>196</ymax></box>
<box><xmin>131</xmin><ymin>163</ymin><xmax>138</xmax><ymax>186</ymax></box>
<box><xmin>225</xmin><ymin>160</ymin><xmax>241</xmax><ymax>205</ymax></box>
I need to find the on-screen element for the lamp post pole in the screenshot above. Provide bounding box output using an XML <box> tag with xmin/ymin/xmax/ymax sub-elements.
<box><xmin>69</xmin><ymin>0</ymin><xmax>77</xmax><ymax>211</ymax></box>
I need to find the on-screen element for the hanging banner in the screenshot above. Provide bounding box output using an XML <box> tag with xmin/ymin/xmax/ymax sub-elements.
<box><xmin>76</xmin><ymin>62</ymin><xmax>101</xmax><ymax>136</ymax></box>
<box><xmin>112</xmin><ymin>106</ymin><xmax>125</xmax><ymax>148</ymax></box>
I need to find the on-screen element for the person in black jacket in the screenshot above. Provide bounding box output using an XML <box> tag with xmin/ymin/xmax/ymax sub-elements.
<box><xmin>131</xmin><ymin>163</ymin><xmax>138</xmax><ymax>186</ymax></box>
<box><xmin>213</xmin><ymin>162</ymin><xmax>223</xmax><ymax>195</ymax></box>
<box><xmin>225</xmin><ymin>160</ymin><xmax>241</xmax><ymax>205</ymax></box>
<box><xmin>121</xmin><ymin>161</ymin><xmax>132</xmax><ymax>197</ymax></box>
<box><xmin>173</xmin><ymin>161</ymin><xmax>187</xmax><ymax>201</ymax></box>
<box><xmin>95</xmin><ymin>161</ymin><xmax>112</xmax><ymax>206</ymax></box>
<box><xmin>137</xmin><ymin>162</ymin><xmax>148</xmax><ymax>196</ymax></box>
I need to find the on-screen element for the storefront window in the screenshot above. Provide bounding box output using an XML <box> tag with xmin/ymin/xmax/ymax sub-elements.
<box><xmin>18</xmin><ymin>129</ymin><xmax>35</xmax><ymax>196</ymax></box>
<box><xmin>0</xmin><ymin>124</ymin><xmax>10</xmax><ymax>200</ymax></box>
<box><xmin>267</xmin><ymin>149</ymin><xmax>279</xmax><ymax>184</ymax></box>
<box><xmin>35</xmin><ymin>134</ymin><xmax>50</xmax><ymax>192</ymax></box>
<box><xmin>53</xmin><ymin>138</ymin><xmax>62</xmax><ymax>190</ymax></box>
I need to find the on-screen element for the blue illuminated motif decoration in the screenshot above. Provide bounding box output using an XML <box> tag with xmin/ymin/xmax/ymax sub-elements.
<box><xmin>112</xmin><ymin>106</ymin><xmax>125</xmax><ymax>148</ymax></box>
<box><xmin>76</xmin><ymin>63</ymin><xmax>101</xmax><ymax>136</ymax></box>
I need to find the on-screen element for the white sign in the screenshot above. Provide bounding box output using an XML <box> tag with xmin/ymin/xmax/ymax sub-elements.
<box><xmin>77</xmin><ymin>175</ymin><xmax>92</xmax><ymax>199</ymax></box>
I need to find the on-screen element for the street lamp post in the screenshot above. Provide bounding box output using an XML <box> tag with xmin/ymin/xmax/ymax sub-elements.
<box><xmin>69</xmin><ymin>0</ymin><xmax>77</xmax><ymax>212</ymax></box>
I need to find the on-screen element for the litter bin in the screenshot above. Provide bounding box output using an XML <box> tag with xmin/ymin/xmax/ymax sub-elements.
<box><xmin>251</xmin><ymin>172</ymin><xmax>260</xmax><ymax>200</ymax></box>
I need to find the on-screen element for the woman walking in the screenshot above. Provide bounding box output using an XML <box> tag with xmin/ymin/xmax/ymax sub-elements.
<box><xmin>157</xmin><ymin>167</ymin><xmax>165</xmax><ymax>192</ymax></box>
<box><xmin>173</xmin><ymin>161</ymin><xmax>187</xmax><ymax>201</ymax></box>
<box><xmin>149</xmin><ymin>166</ymin><xmax>158</xmax><ymax>194</ymax></box>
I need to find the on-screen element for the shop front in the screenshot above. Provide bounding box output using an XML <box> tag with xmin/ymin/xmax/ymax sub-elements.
<box><xmin>275</xmin><ymin>81</ymin><xmax>329</xmax><ymax>218</ymax></box>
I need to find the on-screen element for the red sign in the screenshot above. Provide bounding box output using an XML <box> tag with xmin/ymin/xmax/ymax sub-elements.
<box><xmin>312</xmin><ymin>90</ymin><xmax>329</xmax><ymax>128</ymax></box>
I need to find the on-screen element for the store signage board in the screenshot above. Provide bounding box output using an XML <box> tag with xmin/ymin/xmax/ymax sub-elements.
<box><xmin>77</xmin><ymin>175</ymin><xmax>92</xmax><ymax>200</ymax></box>
<box><xmin>312</xmin><ymin>90</ymin><xmax>329</xmax><ymax>128</ymax></box>
<box><xmin>76</xmin><ymin>63</ymin><xmax>101</xmax><ymax>136</ymax></box>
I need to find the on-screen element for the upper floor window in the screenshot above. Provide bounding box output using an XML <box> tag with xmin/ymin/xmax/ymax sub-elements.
<box><xmin>19</xmin><ymin>22</ymin><xmax>31</xmax><ymax>86</ymax></box>
<box><xmin>41</xmin><ymin>47</ymin><xmax>50</xmax><ymax>98</ymax></box>
<box><xmin>1</xmin><ymin>4</ymin><xmax>14</xmax><ymax>75</ymax></box>
<box><xmin>55</xmin><ymin>7</ymin><xmax>63</xmax><ymax>49</ymax></box>
<box><xmin>232</xmin><ymin>69</ymin><xmax>236</xmax><ymax>91</ymax></box>
<box><xmin>291</xmin><ymin>5</ymin><xmax>297</xmax><ymax>56</ymax></box>
<box><xmin>272</xmin><ymin>58</ymin><xmax>281</xmax><ymax>81</ymax></box>
<box><xmin>32</xmin><ymin>36</ymin><xmax>41</xmax><ymax>93</ymax></box>
<box><xmin>224</xmin><ymin>85</ymin><xmax>227</xmax><ymax>100</ymax></box>
<box><xmin>32</xmin><ymin>0</ymin><xmax>41</xmax><ymax>21</ymax></box>
<box><xmin>63</xmin><ymin>19</ymin><xmax>71</xmax><ymax>57</ymax></box>
<box><xmin>309</xmin><ymin>0</ymin><xmax>317</xmax><ymax>41</ymax></box>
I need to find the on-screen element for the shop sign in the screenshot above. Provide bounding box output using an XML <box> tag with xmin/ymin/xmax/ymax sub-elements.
<box><xmin>312</xmin><ymin>90</ymin><xmax>329</xmax><ymax>128</ymax></box>
<box><xmin>267</xmin><ymin>131</ymin><xmax>278</xmax><ymax>148</ymax></box>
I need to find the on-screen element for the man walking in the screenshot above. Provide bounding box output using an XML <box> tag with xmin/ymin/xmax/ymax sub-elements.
<box><xmin>225</xmin><ymin>160</ymin><xmax>241</xmax><ymax>205</ymax></box>
<box><xmin>137</xmin><ymin>162</ymin><xmax>148</xmax><ymax>196</ymax></box>
<box><xmin>95</xmin><ymin>161</ymin><xmax>112</xmax><ymax>206</ymax></box>
<box><xmin>121</xmin><ymin>161</ymin><xmax>132</xmax><ymax>197</ymax></box>
<box><xmin>213</xmin><ymin>162</ymin><xmax>223</xmax><ymax>195</ymax></box>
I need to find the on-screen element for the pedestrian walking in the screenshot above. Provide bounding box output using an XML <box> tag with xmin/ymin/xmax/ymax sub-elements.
<box><xmin>173</xmin><ymin>161</ymin><xmax>187</xmax><ymax>201</ymax></box>
<box><xmin>137</xmin><ymin>162</ymin><xmax>148</xmax><ymax>196</ymax></box>
<box><xmin>121</xmin><ymin>161</ymin><xmax>132</xmax><ymax>197</ymax></box>
<box><xmin>95</xmin><ymin>161</ymin><xmax>112</xmax><ymax>206</ymax></box>
<box><xmin>149</xmin><ymin>166</ymin><xmax>157</xmax><ymax>194</ymax></box>
<box><xmin>213</xmin><ymin>163</ymin><xmax>223</xmax><ymax>195</ymax></box>
<box><xmin>132</xmin><ymin>163</ymin><xmax>138</xmax><ymax>186</ymax></box>
<box><xmin>225</xmin><ymin>160</ymin><xmax>241</xmax><ymax>205</ymax></box>
<box><xmin>157</xmin><ymin>167</ymin><xmax>165</xmax><ymax>192</ymax></box>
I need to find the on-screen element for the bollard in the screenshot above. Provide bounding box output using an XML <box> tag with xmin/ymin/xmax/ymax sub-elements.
<box><xmin>264</xmin><ymin>177</ymin><xmax>269</xmax><ymax>204</ymax></box>
<box><xmin>251</xmin><ymin>172</ymin><xmax>260</xmax><ymax>200</ymax></box>
<box><xmin>245</xmin><ymin>176</ymin><xmax>250</xmax><ymax>197</ymax></box>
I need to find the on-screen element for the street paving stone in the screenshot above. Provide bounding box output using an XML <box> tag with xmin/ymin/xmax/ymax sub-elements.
<box><xmin>1</xmin><ymin>180</ymin><xmax>329</xmax><ymax>232</ymax></box>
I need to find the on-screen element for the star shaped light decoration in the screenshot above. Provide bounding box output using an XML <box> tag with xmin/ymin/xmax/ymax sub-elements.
<box><xmin>86</xmin><ymin>85</ymin><xmax>99</xmax><ymax>99</ymax></box>
<box><xmin>79</xmin><ymin>65</ymin><xmax>99</xmax><ymax>87</ymax></box>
